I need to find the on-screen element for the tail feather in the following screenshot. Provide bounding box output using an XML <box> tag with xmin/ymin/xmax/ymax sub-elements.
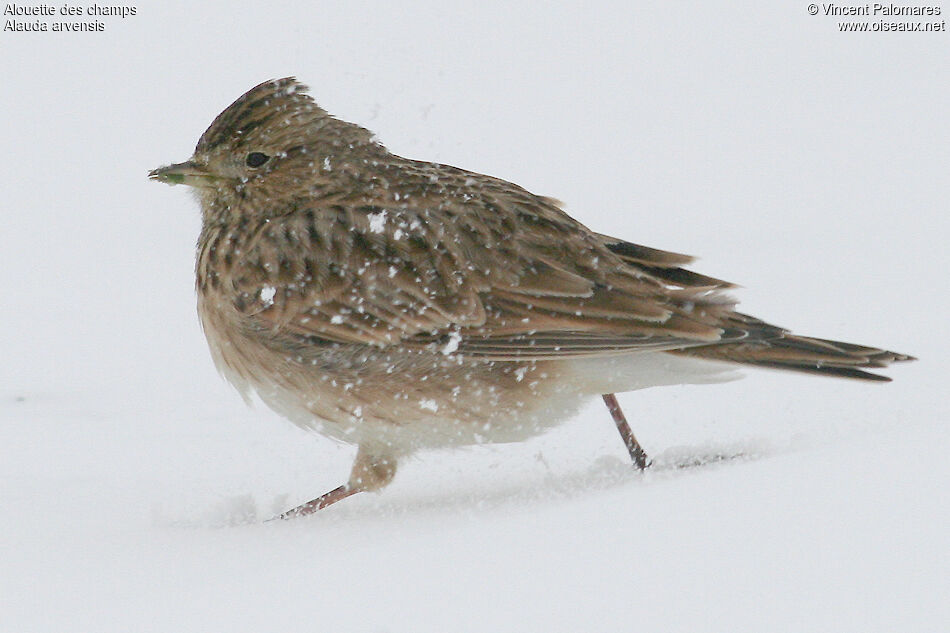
<box><xmin>672</xmin><ymin>332</ymin><xmax>915</xmax><ymax>382</ymax></box>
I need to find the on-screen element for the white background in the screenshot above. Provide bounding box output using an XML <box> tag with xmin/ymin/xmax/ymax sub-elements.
<box><xmin>1</xmin><ymin>2</ymin><xmax>947</xmax><ymax>631</ymax></box>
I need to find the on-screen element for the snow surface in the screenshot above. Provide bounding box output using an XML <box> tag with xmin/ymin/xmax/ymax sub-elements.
<box><xmin>1</xmin><ymin>2</ymin><xmax>947</xmax><ymax>632</ymax></box>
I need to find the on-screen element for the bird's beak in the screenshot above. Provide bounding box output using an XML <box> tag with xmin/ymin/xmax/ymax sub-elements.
<box><xmin>148</xmin><ymin>160</ymin><xmax>217</xmax><ymax>187</ymax></box>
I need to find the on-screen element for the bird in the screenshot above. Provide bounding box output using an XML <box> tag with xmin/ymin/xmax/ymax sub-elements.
<box><xmin>149</xmin><ymin>77</ymin><xmax>913</xmax><ymax>518</ymax></box>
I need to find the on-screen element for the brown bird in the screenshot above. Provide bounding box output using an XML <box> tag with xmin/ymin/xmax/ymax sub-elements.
<box><xmin>149</xmin><ymin>78</ymin><xmax>913</xmax><ymax>518</ymax></box>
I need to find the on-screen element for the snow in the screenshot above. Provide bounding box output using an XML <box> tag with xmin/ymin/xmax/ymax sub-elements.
<box><xmin>441</xmin><ymin>330</ymin><xmax>462</xmax><ymax>355</ymax></box>
<box><xmin>1</xmin><ymin>2</ymin><xmax>947</xmax><ymax>632</ymax></box>
<box><xmin>259</xmin><ymin>286</ymin><xmax>276</xmax><ymax>306</ymax></box>
<box><xmin>368</xmin><ymin>210</ymin><xmax>388</xmax><ymax>233</ymax></box>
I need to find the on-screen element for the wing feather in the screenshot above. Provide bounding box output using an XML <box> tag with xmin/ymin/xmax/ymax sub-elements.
<box><xmin>225</xmin><ymin>163</ymin><xmax>742</xmax><ymax>358</ymax></box>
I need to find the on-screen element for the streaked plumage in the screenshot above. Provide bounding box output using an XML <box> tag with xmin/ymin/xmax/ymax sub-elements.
<box><xmin>150</xmin><ymin>78</ymin><xmax>913</xmax><ymax>517</ymax></box>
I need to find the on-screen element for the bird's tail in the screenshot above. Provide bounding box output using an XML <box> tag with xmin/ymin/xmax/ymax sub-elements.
<box><xmin>669</xmin><ymin>311</ymin><xmax>914</xmax><ymax>381</ymax></box>
<box><xmin>672</xmin><ymin>331</ymin><xmax>914</xmax><ymax>381</ymax></box>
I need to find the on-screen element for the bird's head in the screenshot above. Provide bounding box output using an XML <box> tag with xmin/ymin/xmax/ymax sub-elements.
<box><xmin>149</xmin><ymin>77</ymin><xmax>381</xmax><ymax>218</ymax></box>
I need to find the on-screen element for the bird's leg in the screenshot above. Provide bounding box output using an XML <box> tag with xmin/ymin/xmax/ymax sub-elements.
<box><xmin>278</xmin><ymin>484</ymin><xmax>358</xmax><ymax>518</ymax></box>
<box><xmin>602</xmin><ymin>393</ymin><xmax>650</xmax><ymax>470</ymax></box>
<box><xmin>278</xmin><ymin>446</ymin><xmax>398</xmax><ymax>519</ymax></box>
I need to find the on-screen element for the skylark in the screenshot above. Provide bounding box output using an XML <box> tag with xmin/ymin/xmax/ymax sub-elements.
<box><xmin>150</xmin><ymin>78</ymin><xmax>913</xmax><ymax>517</ymax></box>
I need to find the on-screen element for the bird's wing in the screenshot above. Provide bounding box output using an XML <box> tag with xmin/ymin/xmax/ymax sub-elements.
<box><xmin>227</xmin><ymin>168</ymin><xmax>753</xmax><ymax>359</ymax></box>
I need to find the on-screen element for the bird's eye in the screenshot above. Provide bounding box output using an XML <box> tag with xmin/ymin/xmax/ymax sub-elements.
<box><xmin>246</xmin><ymin>152</ymin><xmax>270</xmax><ymax>168</ymax></box>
